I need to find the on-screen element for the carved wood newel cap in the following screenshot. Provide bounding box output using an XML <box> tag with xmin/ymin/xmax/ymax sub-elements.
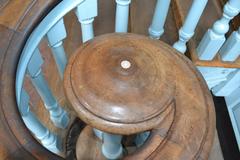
<box><xmin>64</xmin><ymin>33</ymin><xmax>216</xmax><ymax>159</ymax></box>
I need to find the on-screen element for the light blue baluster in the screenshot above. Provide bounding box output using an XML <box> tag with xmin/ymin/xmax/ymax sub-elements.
<box><xmin>75</xmin><ymin>0</ymin><xmax>98</xmax><ymax>42</ymax></box>
<box><xmin>220</xmin><ymin>27</ymin><xmax>240</xmax><ymax>61</ymax></box>
<box><xmin>27</xmin><ymin>48</ymin><xmax>69</xmax><ymax>129</ymax></box>
<box><xmin>102</xmin><ymin>132</ymin><xmax>123</xmax><ymax>160</ymax></box>
<box><xmin>148</xmin><ymin>0</ymin><xmax>171</xmax><ymax>39</ymax></box>
<box><xmin>173</xmin><ymin>0</ymin><xmax>208</xmax><ymax>53</ymax></box>
<box><xmin>16</xmin><ymin>0</ymin><xmax>86</xmax><ymax>106</ymax></box>
<box><xmin>135</xmin><ymin>131</ymin><xmax>150</xmax><ymax>147</ymax></box>
<box><xmin>212</xmin><ymin>69</ymin><xmax>240</xmax><ymax>96</ymax></box>
<box><xmin>93</xmin><ymin>128</ymin><xmax>103</xmax><ymax>140</ymax></box>
<box><xmin>115</xmin><ymin>0</ymin><xmax>131</xmax><ymax>33</ymax></box>
<box><xmin>197</xmin><ymin>0</ymin><xmax>240</xmax><ymax>60</ymax></box>
<box><xmin>47</xmin><ymin>18</ymin><xmax>67</xmax><ymax>79</ymax></box>
<box><xmin>19</xmin><ymin>89</ymin><xmax>62</xmax><ymax>154</ymax></box>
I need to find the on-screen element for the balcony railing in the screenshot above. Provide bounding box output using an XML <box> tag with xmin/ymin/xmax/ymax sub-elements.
<box><xmin>14</xmin><ymin>0</ymin><xmax>240</xmax><ymax>158</ymax></box>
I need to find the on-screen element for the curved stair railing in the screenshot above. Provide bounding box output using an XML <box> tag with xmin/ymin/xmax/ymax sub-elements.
<box><xmin>14</xmin><ymin>0</ymin><xmax>240</xmax><ymax>158</ymax></box>
<box><xmin>16</xmin><ymin>0</ymin><xmax>86</xmax><ymax>154</ymax></box>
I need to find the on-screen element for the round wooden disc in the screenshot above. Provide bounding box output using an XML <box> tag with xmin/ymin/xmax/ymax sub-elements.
<box><xmin>64</xmin><ymin>33</ymin><xmax>176</xmax><ymax>134</ymax></box>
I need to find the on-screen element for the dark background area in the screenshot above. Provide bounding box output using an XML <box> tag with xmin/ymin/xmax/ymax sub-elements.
<box><xmin>214</xmin><ymin>96</ymin><xmax>240</xmax><ymax>160</ymax></box>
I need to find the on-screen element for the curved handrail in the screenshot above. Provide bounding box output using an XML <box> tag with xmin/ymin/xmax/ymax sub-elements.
<box><xmin>16</xmin><ymin>0</ymin><xmax>85</xmax><ymax>105</ymax></box>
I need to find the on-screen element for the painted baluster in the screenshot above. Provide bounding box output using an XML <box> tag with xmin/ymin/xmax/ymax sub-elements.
<box><xmin>197</xmin><ymin>0</ymin><xmax>240</xmax><ymax>60</ymax></box>
<box><xmin>27</xmin><ymin>48</ymin><xmax>69</xmax><ymax>129</ymax></box>
<box><xmin>135</xmin><ymin>131</ymin><xmax>150</xmax><ymax>147</ymax></box>
<box><xmin>173</xmin><ymin>0</ymin><xmax>208</xmax><ymax>53</ymax></box>
<box><xmin>47</xmin><ymin>18</ymin><xmax>67</xmax><ymax>79</ymax></box>
<box><xmin>102</xmin><ymin>132</ymin><xmax>123</xmax><ymax>160</ymax></box>
<box><xmin>115</xmin><ymin>0</ymin><xmax>131</xmax><ymax>33</ymax></box>
<box><xmin>75</xmin><ymin>0</ymin><xmax>98</xmax><ymax>42</ymax></box>
<box><xmin>148</xmin><ymin>0</ymin><xmax>171</xmax><ymax>39</ymax></box>
<box><xmin>212</xmin><ymin>69</ymin><xmax>240</xmax><ymax>96</ymax></box>
<box><xmin>19</xmin><ymin>89</ymin><xmax>62</xmax><ymax>154</ymax></box>
<box><xmin>219</xmin><ymin>27</ymin><xmax>240</xmax><ymax>61</ymax></box>
<box><xmin>93</xmin><ymin>128</ymin><xmax>103</xmax><ymax>140</ymax></box>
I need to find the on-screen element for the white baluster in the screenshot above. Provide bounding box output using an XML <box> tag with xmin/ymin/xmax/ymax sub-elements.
<box><xmin>102</xmin><ymin>132</ymin><xmax>123</xmax><ymax>160</ymax></box>
<box><xmin>220</xmin><ymin>27</ymin><xmax>240</xmax><ymax>61</ymax></box>
<box><xmin>75</xmin><ymin>0</ymin><xmax>98</xmax><ymax>42</ymax></box>
<box><xmin>27</xmin><ymin>48</ymin><xmax>69</xmax><ymax>129</ymax></box>
<box><xmin>19</xmin><ymin>89</ymin><xmax>62</xmax><ymax>154</ymax></box>
<box><xmin>197</xmin><ymin>0</ymin><xmax>240</xmax><ymax>60</ymax></box>
<box><xmin>148</xmin><ymin>0</ymin><xmax>171</xmax><ymax>39</ymax></box>
<box><xmin>115</xmin><ymin>0</ymin><xmax>131</xmax><ymax>33</ymax></box>
<box><xmin>173</xmin><ymin>0</ymin><xmax>208</xmax><ymax>53</ymax></box>
<box><xmin>212</xmin><ymin>69</ymin><xmax>240</xmax><ymax>96</ymax></box>
<box><xmin>47</xmin><ymin>18</ymin><xmax>67</xmax><ymax>79</ymax></box>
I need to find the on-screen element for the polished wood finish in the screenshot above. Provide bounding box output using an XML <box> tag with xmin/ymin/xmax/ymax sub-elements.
<box><xmin>0</xmin><ymin>0</ymin><xmax>63</xmax><ymax>159</ymax></box>
<box><xmin>0</xmin><ymin>0</ymin><xmax>227</xmax><ymax>159</ymax></box>
<box><xmin>172</xmin><ymin>0</ymin><xmax>240</xmax><ymax>68</ymax></box>
<box><xmin>64</xmin><ymin>33</ymin><xmax>215</xmax><ymax>159</ymax></box>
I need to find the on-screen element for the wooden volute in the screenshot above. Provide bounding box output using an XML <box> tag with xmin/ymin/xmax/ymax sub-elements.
<box><xmin>64</xmin><ymin>33</ymin><xmax>216</xmax><ymax>159</ymax></box>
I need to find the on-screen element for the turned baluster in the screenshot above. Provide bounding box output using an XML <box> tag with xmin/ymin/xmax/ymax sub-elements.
<box><xmin>27</xmin><ymin>48</ymin><xmax>69</xmax><ymax>129</ymax></box>
<box><xmin>19</xmin><ymin>89</ymin><xmax>61</xmax><ymax>154</ymax></box>
<box><xmin>102</xmin><ymin>133</ymin><xmax>123</xmax><ymax>159</ymax></box>
<box><xmin>115</xmin><ymin>0</ymin><xmax>131</xmax><ymax>32</ymax></box>
<box><xmin>148</xmin><ymin>0</ymin><xmax>171</xmax><ymax>39</ymax></box>
<box><xmin>75</xmin><ymin>0</ymin><xmax>98</xmax><ymax>42</ymax></box>
<box><xmin>173</xmin><ymin>0</ymin><xmax>208</xmax><ymax>53</ymax></box>
<box><xmin>219</xmin><ymin>27</ymin><xmax>240</xmax><ymax>61</ymax></box>
<box><xmin>197</xmin><ymin>0</ymin><xmax>240</xmax><ymax>60</ymax></box>
<box><xmin>47</xmin><ymin>18</ymin><xmax>67</xmax><ymax>79</ymax></box>
<box><xmin>212</xmin><ymin>69</ymin><xmax>240</xmax><ymax>96</ymax></box>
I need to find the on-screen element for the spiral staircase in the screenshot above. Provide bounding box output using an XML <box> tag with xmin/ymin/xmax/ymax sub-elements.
<box><xmin>0</xmin><ymin>0</ymin><xmax>240</xmax><ymax>159</ymax></box>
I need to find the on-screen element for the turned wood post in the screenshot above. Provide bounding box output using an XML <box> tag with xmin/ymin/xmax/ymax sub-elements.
<box><xmin>64</xmin><ymin>33</ymin><xmax>215</xmax><ymax>160</ymax></box>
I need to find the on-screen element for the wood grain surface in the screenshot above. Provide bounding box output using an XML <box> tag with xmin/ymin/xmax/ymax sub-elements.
<box><xmin>64</xmin><ymin>33</ymin><xmax>216</xmax><ymax>160</ymax></box>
